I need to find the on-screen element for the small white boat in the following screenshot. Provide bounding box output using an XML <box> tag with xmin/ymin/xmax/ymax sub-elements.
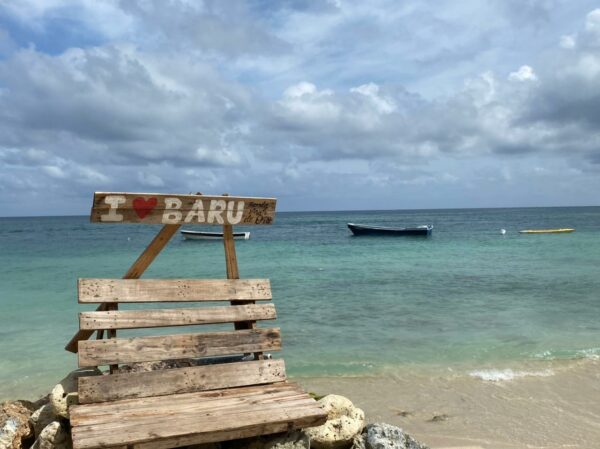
<box><xmin>181</xmin><ymin>230</ymin><xmax>250</xmax><ymax>240</ymax></box>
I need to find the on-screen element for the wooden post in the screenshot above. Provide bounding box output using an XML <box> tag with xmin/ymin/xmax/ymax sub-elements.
<box><xmin>222</xmin><ymin>195</ymin><xmax>262</xmax><ymax>360</ymax></box>
<box><xmin>65</xmin><ymin>224</ymin><xmax>181</xmax><ymax>353</ymax></box>
<box><xmin>223</xmin><ymin>224</ymin><xmax>240</xmax><ymax>280</ymax></box>
<box><xmin>107</xmin><ymin>304</ymin><xmax>118</xmax><ymax>373</ymax></box>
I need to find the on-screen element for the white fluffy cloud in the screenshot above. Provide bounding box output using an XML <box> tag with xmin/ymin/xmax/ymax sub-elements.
<box><xmin>508</xmin><ymin>65</ymin><xmax>538</xmax><ymax>82</ymax></box>
<box><xmin>1</xmin><ymin>1</ymin><xmax>600</xmax><ymax>214</ymax></box>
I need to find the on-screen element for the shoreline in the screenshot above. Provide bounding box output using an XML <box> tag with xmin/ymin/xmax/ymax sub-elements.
<box><xmin>300</xmin><ymin>357</ymin><xmax>600</xmax><ymax>449</ymax></box>
<box><xmin>3</xmin><ymin>357</ymin><xmax>599</xmax><ymax>448</ymax></box>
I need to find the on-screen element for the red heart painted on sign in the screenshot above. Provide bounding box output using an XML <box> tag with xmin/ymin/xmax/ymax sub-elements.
<box><xmin>133</xmin><ymin>197</ymin><xmax>158</xmax><ymax>219</ymax></box>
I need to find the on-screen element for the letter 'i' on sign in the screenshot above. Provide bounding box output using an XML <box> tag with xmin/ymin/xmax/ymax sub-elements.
<box><xmin>101</xmin><ymin>195</ymin><xmax>126</xmax><ymax>222</ymax></box>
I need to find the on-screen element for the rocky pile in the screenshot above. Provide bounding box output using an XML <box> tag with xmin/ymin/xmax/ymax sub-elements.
<box><xmin>1</xmin><ymin>396</ymin><xmax>70</xmax><ymax>449</ymax></box>
<box><xmin>1</xmin><ymin>371</ymin><xmax>429</xmax><ymax>449</ymax></box>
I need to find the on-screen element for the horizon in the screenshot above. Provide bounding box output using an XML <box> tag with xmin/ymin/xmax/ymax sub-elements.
<box><xmin>2</xmin><ymin>2</ymin><xmax>600</xmax><ymax>215</ymax></box>
<box><xmin>2</xmin><ymin>203</ymin><xmax>599</xmax><ymax>220</ymax></box>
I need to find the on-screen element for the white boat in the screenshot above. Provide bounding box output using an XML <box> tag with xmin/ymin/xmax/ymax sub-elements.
<box><xmin>181</xmin><ymin>230</ymin><xmax>250</xmax><ymax>240</ymax></box>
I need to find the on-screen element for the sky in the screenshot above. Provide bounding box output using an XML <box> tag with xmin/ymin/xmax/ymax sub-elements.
<box><xmin>1</xmin><ymin>1</ymin><xmax>600</xmax><ymax>215</ymax></box>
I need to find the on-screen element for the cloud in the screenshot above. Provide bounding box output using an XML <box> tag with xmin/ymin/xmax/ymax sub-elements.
<box><xmin>0</xmin><ymin>44</ymin><xmax>254</xmax><ymax>166</ymax></box>
<box><xmin>1</xmin><ymin>2</ymin><xmax>600</xmax><ymax>214</ymax></box>
<box><xmin>119</xmin><ymin>0</ymin><xmax>290</xmax><ymax>57</ymax></box>
<box><xmin>508</xmin><ymin>65</ymin><xmax>538</xmax><ymax>82</ymax></box>
<box><xmin>560</xmin><ymin>34</ymin><xmax>576</xmax><ymax>49</ymax></box>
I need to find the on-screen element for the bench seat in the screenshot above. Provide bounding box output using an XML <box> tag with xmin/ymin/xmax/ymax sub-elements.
<box><xmin>71</xmin><ymin>382</ymin><xmax>325</xmax><ymax>449</ymax></box>
<box><xmin>69</xmin><ymin>277</ymin><xmax>326</xmax><ymax>449</ymax></box>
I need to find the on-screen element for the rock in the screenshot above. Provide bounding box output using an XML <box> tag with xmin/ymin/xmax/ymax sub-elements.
<box><xmin>31</xmin><ymin>422</ymin><xmax>71</xmax><ymax>449</ymax></box>
<box><xmin>252</xmin><ymin>430</ymin><xmax>310</xmax><ymax>449</ymax></box>
<box><xmin>49</xmin><ymin>369</ymin><xmax>101</xmax><ymax>418</ymax></box>
<box><xmin>223</xmin><ymin>430</ymin><xmax>309</xmax><ymax>449</ymax></box>
<box><xmin>30</xmin><ymin>398</ymin><xmax>49</xmax><ymax>413</ymax></box>
<box><xmin>361</xmin><ymin>423</ymin><xmax>429</xmax><ymax>449</ymax></box>
<box><xmin>351</xmin><ymin>434</ymin><xmax>366</xmax><ymax>449</ymax></box>
<box><xmin>0</xmin><ymin>400</ymin><xmax>35</xmax><ymax>449</ymax></box>
<box><xmin>305</xmin><ymin>395</ymin><xmax>365</xmax><ymax>449</ymax></box>
<box><xmin>29</xmin><ymin>405</ymin><xmax>57</xmax><ymax>438</ymax></box>
<box><xmin>427</xmin><ymin>414</ymin><xmax>449</xmax><ymax>423</ymax></box>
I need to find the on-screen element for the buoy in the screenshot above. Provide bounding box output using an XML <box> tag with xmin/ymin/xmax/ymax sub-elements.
<box><xmin>500</xmin><ymin>229</ymin><xmax>506</xmax><ymax>235</ymax></box>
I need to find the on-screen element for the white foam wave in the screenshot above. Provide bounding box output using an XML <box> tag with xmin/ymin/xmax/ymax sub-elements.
<box><xmin>469</xmin><ymin>368</ymin><xmax>554</xmax><ymax>382</ymax></box>
<box><xmin>533</xmin><ymin>347</ymin><xmax>600</xmax><ymax>361</ymax></box>
<box><xmin>574</xmin><ymin>348</ymin><xmax>600</xmax><ymax>360</ymax></box>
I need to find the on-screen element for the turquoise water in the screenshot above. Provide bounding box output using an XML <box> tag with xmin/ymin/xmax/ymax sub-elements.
<box><xmin>1</xmin><ymin>207</ymin><xmax>599</xmax><ymax>399</ymax></box>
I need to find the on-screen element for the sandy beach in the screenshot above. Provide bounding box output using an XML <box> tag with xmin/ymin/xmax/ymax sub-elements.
<box><xmin>302</xmin><ymin>358</ymin><xmax>600</xmax><ymax>449</ymax></box>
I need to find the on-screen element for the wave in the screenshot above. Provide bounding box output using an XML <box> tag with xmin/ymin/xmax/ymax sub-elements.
<box><xmin>469</xmin><ymin>368</ymin><xmax>554</xmax><ymax>382</ymax></box>
<box><xmin>532</xmin><ymin>347</ymin><xmax>600</xmax><ymax>361</ymax></box>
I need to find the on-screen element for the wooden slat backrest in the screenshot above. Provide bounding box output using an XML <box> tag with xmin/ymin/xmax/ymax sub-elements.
<box><xmin>78</xmin><ymin>359</ymin><xmax>287</xmax><ymax>404</ymax></box>
<box><xmin>76</xmin><ymin>277</ymin><xmax>283</xmax><ymax>403</ymax></box>
<box><xmin>79</xmin><ymin>304</ymin><xmax>276</xmax><ymax>330</ymax></box>
<box><xmin>78</xmin><ymin>279</ymin><xmax>272</xmax><ymax>303</ymax></box>
<box><xmin>78</xmin><ymin>328</ymin><xmax>282</xmax><ymax>367</ymax></box>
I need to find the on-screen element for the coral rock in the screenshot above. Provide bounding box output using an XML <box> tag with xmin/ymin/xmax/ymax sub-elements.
<box><xmin>249</xmin><ymin>430</ymin><xmax>310</xmax><ymax>449</ymax></box>
<box><xmin>0</xmin><ymin>401</ymin><xmax>35</xmax><ymax>449</ymax></box>
<box><xmin>29</xmin><ymin>405</ymin><xmax>57</xmax><ymax>438</ymax></box>
<box><xmin>31</xmin><ymin>422</ymin><xmax>71</xmax><ymax>449</ymax></box>
<box><xmin>361</xmin><ymin>423</ymin><xmax>429</xmax><ymax>449</ymax></box>
<box><xmin>49</xmin><ymin>369</ymin><xmax>100</xmax><ymax>419</ymax></box>
<box><xmin>305</xmin><ymin>395</ymin><xmax>365</xmax><ymax>449</ymax></box>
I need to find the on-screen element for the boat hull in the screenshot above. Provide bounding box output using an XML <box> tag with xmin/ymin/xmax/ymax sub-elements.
<box><xmin>347</xmin><ymin>223</ymin><xmax>432</xmax><ymax>236</ymax></box>
<box><xmin>181</xmin><ymin>230</ymin><xmax>250</xmax><ymax>240</ymax></box>
<box><xmin>519</xmin><ymin>229</ymin><xmax>575</xmax><ymax>234</ymax></box>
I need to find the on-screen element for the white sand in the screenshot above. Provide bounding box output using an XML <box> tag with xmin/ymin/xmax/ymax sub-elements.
<box><xmin>299</xmin><ymin>358</ymin><xmax>600</xmax><ymax>449</ymax></box>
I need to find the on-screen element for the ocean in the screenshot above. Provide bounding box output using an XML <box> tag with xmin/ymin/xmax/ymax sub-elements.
<box><xmin>1</xmin><ymin>207</ymin><xmax>599</xmax><ymax>400</ymax></box>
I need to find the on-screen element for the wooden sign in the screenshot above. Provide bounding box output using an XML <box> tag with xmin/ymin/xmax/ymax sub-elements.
<box><xmin>91</xmin><ymin>192</ymin><xmax>276</xmax><ymax>225</ymax></box>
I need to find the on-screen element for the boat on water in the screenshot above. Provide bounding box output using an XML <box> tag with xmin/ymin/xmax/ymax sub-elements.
<box><xmin>347</xmin><ymin>223</ymin><xmax>433</xmax><ymax>236</ymax></box>
<box><xmin>181</xmin><ymin>230</ymin><xmax>250</xmax><ymax>240</ymax></box>
<box><xmin>519</xmin><ymin>228</ymin><xmax>575</xmax><ymax>234</ymax></box>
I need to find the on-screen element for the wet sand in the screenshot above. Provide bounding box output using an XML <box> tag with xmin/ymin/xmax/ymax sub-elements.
<box><xmin>300</xmin><ymin>358</ymin><xmax>600</xmax><ymax>449</ymax></box>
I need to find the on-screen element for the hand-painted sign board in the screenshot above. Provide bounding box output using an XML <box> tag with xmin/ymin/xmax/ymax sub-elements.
<box><xmin>91</xmin><ymin>192</ymin><xmax>277</xmax><ymax>225</ymax></box>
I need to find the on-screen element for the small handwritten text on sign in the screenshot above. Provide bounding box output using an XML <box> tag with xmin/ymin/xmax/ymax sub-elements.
<box><xmin>91</xmin><ymin>192</ymin><xmax>276</xmax><ymax>225</ymax></box>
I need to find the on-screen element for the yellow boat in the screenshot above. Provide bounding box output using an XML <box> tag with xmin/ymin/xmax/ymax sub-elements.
<box><xmin>519</xmin><ymin>228</ymin><xmax>575</xmax><ymax>234</ymax></box>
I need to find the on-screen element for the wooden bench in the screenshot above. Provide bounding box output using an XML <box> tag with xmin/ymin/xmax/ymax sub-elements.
<box><xmin>66</xmin><ymin>192</ymin><xmax>327</xmax><ymax>449</ymax></box>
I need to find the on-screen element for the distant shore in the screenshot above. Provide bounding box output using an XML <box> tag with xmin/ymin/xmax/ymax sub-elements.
<box><xmin>301</xmin><ymin>357</ymin><xmax>600</xmax><ymax>449</ymax></box>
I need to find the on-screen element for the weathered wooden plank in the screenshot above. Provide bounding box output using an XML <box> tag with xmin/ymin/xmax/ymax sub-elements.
<box><xmin>132</xmin><ymin>409</ymin><xmax>325</xmax><ymax>449</ymax></box>
<box><xmin>65</xmin><ymin>224</ymin><xmax>180</xmax><ymax>353</ymax></box>
<box><xmin>72</xmin><ymin>383</ymin><xmax>302</xmax><ymax>421</ymax></box>
<box><xmin>70</xmin><ymin>383</ymin><xmax>326</xmax><ymax>449</ymax></box>
<box><xmin>78</xmin><ymin>359</ymin><xmax>287</xmax><ymax>404</ymax></box>
<box><xmin>78</xmin><ymin>278</ymin><xmax>272</xmax><ymax>303</ymax></box>
<box><xmin>72</xmin><ymin>393</ymin><xmax>312</xmax><ymax>429</ymax></box>
<box><xmin>132</xmin><ymin>422</ymin><xmax>298</xmax><ymax>449</ymax></box>
<box><xmin>91</xmin><ymin>192</ymin><xmax>276</xmax><ymax>225</ymax></box>
<box><xmin>73</xmin><ymin>400</ymin><xmax>324</xmax><ymax>449</ymax></box>
<box><xmin>72</xmin><ymin>383</ymin><xmax>306</xmax><ymax>426</ymax></box>
<box><xmin>78</xmin><ymin>328</ymin><xmax>281</xmax><ymax>367</ymax></box>
<box><xmin>223</xmin><ymin>224</ymin><xmax>260</xmax><ymax>359</ymax></box>
<box><xmin>79</xmin><ymin>304</ymin><xmax>277</xmax><ymax>330</ymax></box>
